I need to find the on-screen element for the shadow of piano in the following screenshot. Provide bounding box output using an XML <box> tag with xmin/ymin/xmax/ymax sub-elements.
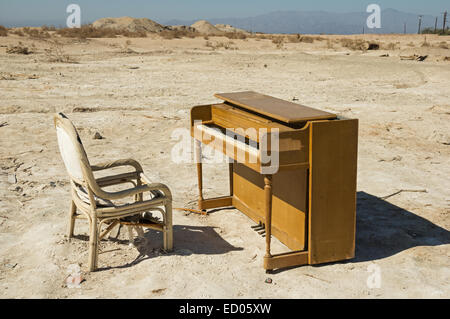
<box><xmin>353</xmin><ymin>191</ymin><xmax>450</xmax><ymax>263</ymax></box>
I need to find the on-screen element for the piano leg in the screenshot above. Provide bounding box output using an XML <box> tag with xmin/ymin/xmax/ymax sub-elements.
<box><xmin>228</xmin><ymin>162</ymin><xmax>234</xmax><ymax>196</ymax></box>
<box><xmin>263</xmin><ymin>175</ymin><xmax>273</xmax><ymax>272</ymax></box>
<box><xmin>195</xmin><ymin>140</ymin><xmax>204</xmax><ymax>210</ymax></box>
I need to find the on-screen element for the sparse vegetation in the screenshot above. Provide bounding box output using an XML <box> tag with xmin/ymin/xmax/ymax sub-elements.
<box><xmin>56</xmin><ymin>25</ymin><xmax>147</xmax><ymax>39</ymax></box>
<box><xmin>437</xmin><ymin>41</ymin><xmax>448</xmax><ymax>49</ymax></box>
<box><xmin>8</xmin><ymin>29</ymin><xmax>24</xmax><ymax>36</ymax></box>
<box><xmin>421</xmin><ymin>27</ymin><xmax>450</xmax><ymax>36</ymax></box>
<box><xmin>22</xmin><ymin>27</ymin><xmax>51</xmax><ymax>39</ymax></box>
<box><xmin>205</xmin><ymin>40</ymin><xmax>237</xmax><ymax>50</ymax></box>
<box><xmin>223</xmin><ymin>32</ymin><xmax>247</xmax><ymax>40</ymax></box>
<box><xmin>159</xmin><ymin>29</ymin><xmax>201</xmax><ymax>39</ymax></box>
<box><xmin>421</xmin><ymin>37</ymin><xmax>430</xmax><ymax>47</ymax></box>
<box><xmin>295</xmin><ymin>35</ymin><xmax>314</xmax><ymax>43</ymax></box>
<box><xmin>6</xmin><ymin>42</ymin><xmax>31</xmax><ymax>54</ymax></box>
<box><xmin>41</xmin><ymin>25</ymin><xmax>56</xmax><ymax>32</ymax></box>
<box><xmin>367</xmin><ymin>42</ymin><xmax>380</xmax><ymax>50</ymax></box>
<box><xmin>340</xmin><ymin>38</ymin><xmax>369</xmax><ymax>51</ymax></box>
<box><xmin>272</xmin><ymin>36</ymin><xmax>284</xmax><ymax>49</ymax></box>
<box><xmin>383</xmin><ymin>42</ymin><xmax>397</xmax><ymax>50</ymax></box>
<box><xmin>337</xmin><ymin>38</ymin><xmax>380</xmax><ymax>51</ymax></box>
<box><xmin>0</xmin><ymin>25</ymin><xmax>8</xmax><ymax>37</ymax></box>
<box><xmin>44</xmin><ymin>40</ymin><xmax>75</xmax><ymax>63</ymax></box>
<box><xmin>326</xmin><ymin>39</ymin><xmax>334</xmax><ymax>49</ymax></box>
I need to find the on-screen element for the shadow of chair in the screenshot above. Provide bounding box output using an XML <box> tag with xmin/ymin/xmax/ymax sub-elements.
<box><xmin>96</xmin><ymin>224</ymin><xmax>243</xmax><ymax>271</ymax></box>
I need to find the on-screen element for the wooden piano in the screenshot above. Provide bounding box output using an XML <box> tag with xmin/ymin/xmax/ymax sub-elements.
<box><xmin>190</xmin><ymin>91</ymin><xmax>358</xmax><ymax>272</ymax></box>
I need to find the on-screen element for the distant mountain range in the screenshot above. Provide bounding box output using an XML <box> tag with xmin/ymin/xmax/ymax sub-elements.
<box><xmin>2</xmin><ymin>8</ymin><xmax>444</xmax><ymax>34</ymax></box>
<box><xmin>165</xmin><ymin>9</ymin><xmax>441</xmax><ymax>34</ymax></box>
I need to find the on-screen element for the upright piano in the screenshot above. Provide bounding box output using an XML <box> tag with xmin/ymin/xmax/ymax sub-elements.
<box><xmin>190</xmin><ymin>91</ymin><xmax>358</xmax><ymax>272</ymax></box>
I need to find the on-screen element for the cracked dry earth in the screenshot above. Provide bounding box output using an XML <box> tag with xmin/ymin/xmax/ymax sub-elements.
<box><xmin>0</xmin><ymin>34</ymin><xmax>449</xmax><ymax>298</ymax></box>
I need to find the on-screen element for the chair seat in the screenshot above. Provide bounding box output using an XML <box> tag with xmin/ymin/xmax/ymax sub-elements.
<box><xmin>75</xmin><ymin>184</ymin><xmax>114</xmax><ymax>207</ymax></box>
<box><xmin>75</xmin><ymin>183</ymin><xmax>165</xmax><ymax>208</ymax></box>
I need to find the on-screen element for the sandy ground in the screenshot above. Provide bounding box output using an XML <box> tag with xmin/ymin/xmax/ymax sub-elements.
<box><xmin>0</xmin><ymin>33</ymin><xmax>449</xmax><ymax>298</ymax></box>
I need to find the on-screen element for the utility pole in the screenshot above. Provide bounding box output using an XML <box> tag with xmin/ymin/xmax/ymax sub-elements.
<box><xmin>418</xmin><ymin>15</ymin><xmax>423</xmax><ymax>34</ymax></box>
<box><xmin>434</xmin><ymin>17</ymin><xmax>438</xmax><ymax>32</ymax></box>
<box><xmin>404</xmin><ymin>22</ymin><xmax>407</xmax><ymax>34</ymax></box>
<box><xmin>443</xmin><ymin>11</ymin><xmax>448</xmax><ymax>33</ymax></box>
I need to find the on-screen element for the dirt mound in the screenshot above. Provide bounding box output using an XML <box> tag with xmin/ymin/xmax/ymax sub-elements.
<box><xmin>215</xmin><ymin>24</ymin><xmax>249</xmax><ymax>34</ymax></box>
<box><xmin>191</xmin><ymin>20</ymin><xmax>223</xmax><ymax>35</ymax></box>
<box><xmin>92</xmin><ymin>17</ymin><xmax>166</xmax><ymax>33</ymax></box>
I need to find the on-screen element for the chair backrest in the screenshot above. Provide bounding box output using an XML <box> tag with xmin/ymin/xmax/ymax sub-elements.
<box><xmin>54</xmin><ymin>113</ymin><xmax>92</xmax><ymax>185</ymax></box>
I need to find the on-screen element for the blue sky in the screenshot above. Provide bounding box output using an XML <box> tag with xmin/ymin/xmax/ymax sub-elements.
<box><xmin>0</xmin><ymin>0</ymin><xmax>448</xmax><ymax>26</ymax></box>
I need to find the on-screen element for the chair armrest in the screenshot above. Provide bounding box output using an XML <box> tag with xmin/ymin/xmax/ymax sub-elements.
<box><xmin>91</xmin><ymin>159</ymin><xmax>143</xmax><ymax>173</ymax></box>
<box><xmin>97</xmin><ymin>181</ymin><xmax>172</xmax><ymax>201</ymax></box>
<box><xmin>96</xmin><ymin>171</ymin><xmax>139</xmax><ymax>187</ymax></box>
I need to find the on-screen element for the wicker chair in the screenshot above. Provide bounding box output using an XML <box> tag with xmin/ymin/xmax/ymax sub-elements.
<box><xmin>54</xmin><ymin>112</ymin><xmax>173</xmax><ymax>271</ymax></box>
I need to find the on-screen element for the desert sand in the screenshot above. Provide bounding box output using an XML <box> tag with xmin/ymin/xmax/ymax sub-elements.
<box><xmin>0</xmin><ymin>31</ymin><xmax>449</xmax><ymax>298</ymax></box>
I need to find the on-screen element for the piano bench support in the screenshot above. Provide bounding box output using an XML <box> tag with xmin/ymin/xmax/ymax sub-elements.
<box><xmin>198</xmin><ymin>196</ymin><xmax>233</xmax><ymax>210</ymax></box>
<box><xmin>264</xmin><ymin>250</ymin><xmax>309</xmax><ymax>271</ymax></box>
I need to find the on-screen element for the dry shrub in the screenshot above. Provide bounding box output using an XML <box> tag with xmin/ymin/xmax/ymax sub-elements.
<box><xmin>41</xmin><ymin>25</ymin><xmax>56</xmax><ymax>32</ymax></box>
<box><xmin>437</xmin><ymin>41</ymin><xmax>448</xmax><ymax>49</ymax></box>
<box><xmin>300</xmin><ymin>36</ymin><xmax>314</xmax><ymax>43</ymax></box>
<box><xmin>383</xmin><ymin>42</ymin><xmax>397</xmax><ymax>50</ymax></box>
<box><xmin>56</xmin><ymin>25</ymin><xmax>147</xmax><ymax>39</ymax></box>
<box><xmin>159</xmin><ymin>30</ymin><xmax>177</xmax><ymax>39</ymax></box>
<box><xmin>44</xmin><ymin>40</ymin><xmax>75</xmax><ymax>63</ymax></box>
<box><xmin>22</xmin><ymin>27</ymin><xmax>50</xmax><ymax>39</ymax></box>
<box><xmin>224</xmin><ymin>32</ymin><xmax>247</xmax><ymax>40</ymax></box>
<box><xmin>0</xmin><ymin>25</ymin><xmax>8</xmax><ymax>37</ymax></box>
<box><xmin>6</xmin><ymin>42</ymin><xmax>31</xmax><ymax>54</ymax></box>
<box><xmin>120</xmin><ymin>40</ymin><xmax>136</xmax><ymax>54</ymax></box>
<box><xmin>289</xmin><ymin>35</ymin><xmax>325</xmax><ymax>43</ymax></box>
<box><xmin>340</xmin><ymin>38</ymin><xmax>369</xmax><ymax>51</ymax></box>
<box><xmin>367</xmin><ymin>42</ymin><xmax>380</xmax><ymax>50</ymax></box>
<box><xmin>205</xmin><ymin>40</ymin><xmax>236</xmax><ymax>50</ymax></box>
<box><xmin>159</xmin><ymin>29</ymin><xmax>200</xmax><ymax>39</ymax></box>
<box><xmin>326</xmin><ymin>39</ymin><xmax>334</xmax><ymax>49</ymax></box>
<box><xmin>271</xmin><ymin>36</ymin><xmax>284</xmax><ymax>49</ymax></box>
<box><xmin>407</xmin><ymin>42</ymin><xmax>415</xmax><ymax>47</ymax></box>
<box><xmin>8</xmin><ymin>29</ymin><xmax>24</xmax><ymax>36</ymax></box>
<box><xmin>421</xmin><ymin>37</ymin><xmax>430</xmax><ymax>47</ymax></box>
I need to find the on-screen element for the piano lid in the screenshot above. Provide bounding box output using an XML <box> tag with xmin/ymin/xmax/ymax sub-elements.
<box><xmin>214</xmin><ymin>91</ymin><xmax>337</xmax><ymax>124</ymax></box>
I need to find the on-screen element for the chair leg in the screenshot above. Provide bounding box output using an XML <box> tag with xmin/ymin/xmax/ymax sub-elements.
<box><xmin>135</xmin><ymin>226</ymin><xmax>145</xmax><ymax>238</ymax></box>
<box><xmin>88</xmin><ymin>216</ymin><xmax>99</xmax><ymax>272</ymax></box>
<box><xmin>68</xmin><ymin>200</ymin><xmax>76</xmax><ymax>238</ymax></box>
<box><xmin>127</xmin><ymin>226</ymin><xmax>134</xmax><ymax>245</ymax></box>
<box><xmin>163</xmin><ymin>202</ymin><xmax>173</xmax><ymax>251</ymax></box>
